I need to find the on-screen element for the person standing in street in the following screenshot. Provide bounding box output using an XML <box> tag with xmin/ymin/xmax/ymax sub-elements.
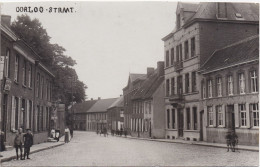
<box><xmin>23</xmin><ymin>129</ymin><xmax>33</xmax><ymax>159</ymax></box>
<box><xmin>64</xmin><ymin>127</ymin><xmax>69</xmax><ymax>143</ymax></box>
<box><xmin>14</xmin><ymin>128</ymin><xmax>24</xmax><ymax>160</ymax></box>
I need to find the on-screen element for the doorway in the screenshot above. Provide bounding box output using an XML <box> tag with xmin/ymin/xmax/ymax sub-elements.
<box><xmin>178</xmin><ymin>109</ymin><xmax>183</xmax><ymax>137</ymax></box>
<box><xmin>227</xmin><ymin>105</ymin><xmax>235</xmax><ymax>131</ymax></box>
<box><xmin>2</xmin><ymin>94</ymin><xmax>8</xmax><ymax>141</ymax></box>
<box><xmin>200</xmin><ymin>110</ymin><xmax>204</xmax><ymax>141</ymax></box>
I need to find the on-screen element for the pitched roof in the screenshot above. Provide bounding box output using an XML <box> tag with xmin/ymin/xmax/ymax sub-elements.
<box><xmin>87</xmin><ymin>98</ymin><xmax>118</xmax><ymax>113</ymax></box>
<box><xmin>200</xmin><ymin>35</ymin><xmax>259</xmax><ymax>74</ymax></box>
<box><xmin>74</xmin><ymin>100</ymin><xmax>98</xmax><ymax>114</ymax></box>
<box><xmin>129</xmin><ymin>73</ymin><xmax>146</xmax><ymax>82</ymax></box>
<box><xmin>132</xmin><ymin>70</ymin><xmax>164</xmax><ymax>100</ymax></box>
<box><xmin>179</xmin><ymin>2</ymin><xmax>199</xmax><ymax>12</ymax></box>
<box><xmin>108</xmin><ymin>96</ymin><xmax>124</xmax><ymax>109</ymax></box>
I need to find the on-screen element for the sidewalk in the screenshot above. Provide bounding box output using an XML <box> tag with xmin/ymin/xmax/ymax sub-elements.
<box><xmin>0</xmin><ymin>136</ymin><xmax>65</xmax><ymax>163</ymax></box>
<box><xmin>112</xmin><ymin>134</ymin><xmax>259</xmax><ymax>152</ymax></box>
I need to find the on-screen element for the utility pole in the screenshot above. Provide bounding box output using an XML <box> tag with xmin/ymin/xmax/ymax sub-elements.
<box><xmin>70</xmin><ymin>76</ymin><xmax>76</xmax><ymax>137</ymax></box>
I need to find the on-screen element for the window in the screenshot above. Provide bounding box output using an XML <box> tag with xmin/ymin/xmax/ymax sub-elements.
<box><xmin>216</xmin><ymin>105</ymin><xmax>223</xmax><ymax>126</ymax></box>
<box><xmin>184</xmin><ymin>40</ymin><xmax>189</xmax><ymax>59</ymax></box>
<box><xmin>120</xmin><ymin>110</ymin><xmax>124</xmax><ymax>117</ymax></box>
<box><xmin>172</xmin><ymin>109</ymin><xmax>175</xmax><ymax>129</ymax></box>
<box><xmin>192</xmin><ymin>72</ymin><xmax>196</xmax><ymax>92</ymax></box>
<box><xmin>177</xmin><ymin>14</ymin><xmax>180</xmax><ymax>29</ymax></box>
<box><xmin>251</xmin><ymin>103</ymin><xmax>259</xmax><ymax>127</ymax></box>
<box><xmin>238</xmin><ymin>73</ymin><xmax>245</xmax><ymax>94</ymax></box>
<box><xmin>177</xmin><ymin>76</ymin><xmax>183</xmax><ymax>95</ymax></box>
<box><xmin>217</xmin><ymin>77</ymin><xmax>222</xmax><ymax>97</ymax></box>
<box><xmin>166</xmin><ymin>50</ymin><xmax>169</xmax><ymax>67</ymax></box>
<box><xmin>208</xmin><ymin>106</ymin><xmax>213</xmax><ymax>126</ymax></box>
<box><xmin>46</xmin><ymin>79</ymin><xmax>49</xmax><ymax>100</ymax></box>
<box><xmin>170</xmin><ymin>48</ymin><xmax>174</xmax><ymax>65</ymax></box>
<box><xmin>185</xmin><ymin>73</ymin><xmax>189</xmax><ymax>93</ymax></box>
<box><xmin>193</xmin><ymin>107</ymin><xmax>197</xmax><ymax>130</ymax></box>
<box><xmin>28</xmin><ymin>64</ymin><xmax>32</xmax><ymax>88</ymax></box>
<box><xmin>227</xmin><ymin>75</ymin><xmax>233</xmax><ymax>95</ymax></box>
<box><xmin>186</xmin><ymin>108</ymin><xmax>190</xmax><ymax>130</ymax></box>
<box><xmin>176</xmin><ymin>45</ymin><xmax>179</xmax><ymax>62</ymax></box>
<box><xmin>41</xmin><ymin>76</ymin><xmax>44</xmax><ymax>99</ymax></box>
<box><xmin>208</xmin><ymin>79</ymin><xmax>213</xmax><ymax>98</ymax></box>
<box><xmin>171</xmin><ymin>77</ymin><xmax>175</xmax><ymax>95</ymax></box>
<box><xmin>14</xmin><ymin>55</ymin><xmax>19</xmax><ymax>82</ymax></box>
<box><xmin>15</xmin><ymin>97</ymin><xmax>19</xmax><ymax>130</ymax></box>
<box><xmin>29</xmin><ymin>101</ymin><xmax>32</xmax><ymax>129</ymax></box>
<box><xmin>167</xmin><ymin>109</ymin><xmax>170</xmax><ymax>129</ymax></box>
<box><xmin>4</xmin><ymin>49</ymin><xmax>10</xmax><ymax>78</ymax></box>
<box><xmin>250</xmin><ymin>70</ymin><xmax>258</xmax><ymax>93</ymax></box>
<box><xmin>166</xmin><ymin>79</ymin><xmax>170</xmax><ymax>96</ymax></box>
<box><xmin>23</xmin><ymin>60</ymin><xmax>27</xmax><ymax>86</ymax></box>
<box><xmin>202</xmin><ymin>82</ymin><xmax>206</xmax><ymax>99</ymax></box>
<box><xmin>191</xmin><ymin>37</ymin><xmax>195</xmax><ymax>57</ymax></box>
<box><xmin>36</xmin><ymin>73</ymin><xmax>40</xmax><ymax>97</ymax></box>
<box><xmin>179</xmin><ymin>44</ymin><xmax>183</xmax><ymax>61</ymax></box>
<box><xmin>240</xmin><ymin>104</ymin><xmax>246</xmax><ymax>127</ymax></box>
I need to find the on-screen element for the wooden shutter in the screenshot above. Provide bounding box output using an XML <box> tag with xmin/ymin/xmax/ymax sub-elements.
<box><xmin>234</xmin><ymin>104</ymin><xmax>240</xmax><ymax>128</ymax></box>
<box><xmin>11</xmin><ymin>96</ymin><xmax>15</xmax><ymax>130</ymax></box>
<box><xmin>26</xmin><ymin>100</ymin><xmax>30</xmax><ymax>129</ymax></box>
<box><xmin>246</xmin><ymin>103</ymin><xmax>250</xmax><ymax>128</ymax></box>
<box><xmin>213</xmin><ymin>105</ymin><xmax>217</xmax><ymax>127</ymax></box>
<box><xmin>222</xmin><ymin>105</ymin><xmax>226</xmax><ymax>127</ymax></box>
<box><xmin>18</xmin><ymin>97</ymin><xmax>21</xmax><ymax>129</ymax></box>
<box><xmin>204</xmin><ymin>106</ymin><xmax>208</xmax><ymax>127</ymax></box>
<box><xmin>31</xmin><ymin>101</ymin><xmax>34</xmax><ymax>130</ymax></box>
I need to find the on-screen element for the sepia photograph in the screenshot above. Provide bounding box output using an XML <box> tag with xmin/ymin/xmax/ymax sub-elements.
<box><xmin>0</xmin><ymin>0</ymin><xmax>259</xmax><ymax>166</ymax></box>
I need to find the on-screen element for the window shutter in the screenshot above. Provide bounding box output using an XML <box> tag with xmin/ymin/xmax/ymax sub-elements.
<box><xmin>204</xmin><ymin>106</ymin><xmax>208</xmax><ymax>127</ymax></box>
<box><xmin>11</xmin><ymin>96</ymin><xmax>15</xmax><ymax>130</ymax></box>
<box><xmin>31</xmin><ymin>101</ymin><xmax>34</xmax><ymax>130</ymax></box>
<box><xmin>234</xmin><ymin>104</ymin><xmax>240</xmax><ymax>128</ymax></box>
<box><xmin>213</xmin><ymin>105</ymin><xmax>217</xmax><ymax>127</ymax></box>
<box><xmin>222</xmin><ymin>105</ymin><xmax>226</xmax><ymax>127</ymax></box>
<box><xmin>18</xmin><ymin>97</ymin><xmax>21</xmax><ymax>129</ymax></box>
<box><xmin>250</xmin><ymin>104</ymin><xmax>253</xmax><ymax>127</ymax></box>
<box><xmin>246</xmin><ymin>103</ymin><xmax>250</xmax><ymax>128</ymax></box>
<box><xmin>26</xmin><ymin>100</ymin><xmax>30</xmax><ymax>129</ymax></box>
<box><xmin>35</xmin><ymin>106</ymin><xmax>37</xmax><ymax>131</ymax></box>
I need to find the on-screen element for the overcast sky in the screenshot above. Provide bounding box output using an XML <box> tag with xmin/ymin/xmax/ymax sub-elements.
<box><xmin>1</xmin><ymin>1</ymin><xmax>178</xmax><ymax>100</ymax></box>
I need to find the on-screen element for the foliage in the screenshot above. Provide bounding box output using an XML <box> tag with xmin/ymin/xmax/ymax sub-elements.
<box><xmin>11</xmin><ymin>14</ymin><xmax>87</xmax><ymax>107</ymax></box>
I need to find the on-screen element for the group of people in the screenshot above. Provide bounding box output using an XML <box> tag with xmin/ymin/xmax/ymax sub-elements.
<box><xmin>96</xmin><ymin>127</ymin><xmax>108</xmax><ymax>137</ymax></box>
<box><xmin>111</xmin><ymin>128</ymin><xmax>126</xmax><ymax>137</ymax></box>
<box><xmin>13</xmin><ymin>128</ymin><xmax>34</xmax><ymax>160</ymax></box>
<box><xmin>225</xmin><ymin>131</ymin><xmax>238</xmax><ymax>152</ymax></box>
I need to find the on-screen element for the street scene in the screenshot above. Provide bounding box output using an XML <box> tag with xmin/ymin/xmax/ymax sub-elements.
<box><xmin>0</xmin><ymin>1</ymin><xmax>259</xmax><ymax>166</ymax></box>
<box><xmin>2</xmin><ymin>131</ymin><xmax>259</xmax><ymax>166</ymax></box>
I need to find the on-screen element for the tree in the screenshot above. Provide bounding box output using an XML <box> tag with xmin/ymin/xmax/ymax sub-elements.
<box><xmin>11</xmin><ymin>14</ymin><xmax>87</xmax><ymax>106</ymax></box>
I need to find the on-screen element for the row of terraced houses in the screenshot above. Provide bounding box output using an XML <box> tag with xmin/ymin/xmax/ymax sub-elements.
<box><xmin>73</xmin><ymin>2</ymin><xmax>259</xmax><ymax>146</ymax></box>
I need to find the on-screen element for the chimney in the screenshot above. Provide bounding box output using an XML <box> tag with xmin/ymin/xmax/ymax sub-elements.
<box><xmin>216</xmin><ymin>2</ymin><xmax>227</xmax><ymax>18</ymax></box>
<box><xmin>157</xmin><ymin>61</ymin><xmax>164</xmax><ymax>77</ymax></box>
<box><xmin>1</xmin><ymin>15</ymin><xmax>11</xmax><ymax>27</ymax></box>
<box><xmin>147</xmin><ymin>67</ymin><xmax>154</xmax><ymax>77</ymax></box>
<box><xmin>98</xmin><ymin>97</ymin><xmax>101</xmax><ymax>100</ymax></box>
<box><xmin>91</xmin><ymin>98</ymin><xmax>93</xmax><ymax>101</ymax></box>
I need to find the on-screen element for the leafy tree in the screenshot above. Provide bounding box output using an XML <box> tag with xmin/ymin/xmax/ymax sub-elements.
<box><xmin>11</xmin><ymin>14</ymin><xmax>87</xmax><ymax>107</ymax></box>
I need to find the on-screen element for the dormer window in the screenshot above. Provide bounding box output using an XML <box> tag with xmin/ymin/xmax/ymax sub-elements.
<box><xmin>177</xmin><ymin>14</ymin><xmax>181</xmax><ymax>29</ymax></box>
<box><xmin>217</xmin><ymin>2</ymin><xmax>227</xmax><ymax>19</ymax></box>
<box><xmin>235</xmin><ymin>13</ymin><xmax>242</xmax><ymax>18</ymax></box>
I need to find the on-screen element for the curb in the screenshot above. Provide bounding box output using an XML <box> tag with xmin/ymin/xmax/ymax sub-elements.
<box><xmin>0</xmin><ymin>142</ymin><xmax>65</xmax><ymax>163</ymax></box>
<box><xmin>117</xmin><ymin>135</ymin><xmax>259</xmax><ymax>152</ymax></box>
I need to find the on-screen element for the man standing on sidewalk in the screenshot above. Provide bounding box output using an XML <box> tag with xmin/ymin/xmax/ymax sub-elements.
<box><xmin>14</xmin><ymin>128</ymin><xmax>24</xmax><ymax>160</ymax></box>
<box><xmin>23</xmin><ymin>129</ymin><xmax>33</xmax><ymax>159</ymax></box>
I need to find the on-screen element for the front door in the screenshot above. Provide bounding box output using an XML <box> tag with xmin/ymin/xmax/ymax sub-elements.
<box><xmin>200</xmin><ymin>110</ymin><xmax>204</xmax><ymax>141</ymax></box>
<box><xmin>2</xmin><ymin>94</ymin><xmax>8</xmax><ymax>141</ymax></box>
<box><xmin>178</xmin><ymin>109</ymin><xmax>183</xmax><ymax>137</ymax></box>
<box><xmin>227</xmin><ymin>105</ymin><xmax>235</xmax><ymax>131</ymax></box>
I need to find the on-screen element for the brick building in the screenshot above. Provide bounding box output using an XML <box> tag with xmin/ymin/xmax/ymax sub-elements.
<box><xmin>199</xmin><ymin>35</ymin><xmax>259</xmax><ymax>145</ymax></box>
<box><xmin>107</xmin><ymin>96</ymin><xmax>124</xmax><ymax>132</ymax></box>
<box><xmin>86</xmin><ymin>98</ymin><xmax>117</xmax><ymax>132</ymax></box>
<box><xmin>0</xmin><ymin>15</ymin><xmax>55</xmax><ymax>145</ymax></box>
<box><xmin>123</xmin><ymin>73</ymin><xmax>146</xmax><ymax>133</ymax></box>
<box><xmin>131</xmin><ymin>62</ymin><xmax>165</xmax><ymax>138</ymax></box>
<box><xmin>162</xmin><ymin>2</ymin><xmax>258</xmax><ymax>141</ymax></box>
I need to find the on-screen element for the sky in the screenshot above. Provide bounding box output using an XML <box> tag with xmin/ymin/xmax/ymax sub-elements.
<box><xmin>1</xmin><ymin>1</ymin><xmax>177</xmax><ymax>100</ymax></box>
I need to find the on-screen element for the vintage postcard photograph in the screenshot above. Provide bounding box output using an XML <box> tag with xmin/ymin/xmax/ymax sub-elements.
<box><xmin>0</xmin><ymin>0</ymin><xmax>259</xmax><ymax>166</ymax></box>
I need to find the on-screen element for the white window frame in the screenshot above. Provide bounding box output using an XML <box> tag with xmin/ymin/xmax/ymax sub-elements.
<box><xmin>217</xmin><ymin>77</ymin><xmax>222</xmax><ymax>97</ymax></box>
<box><xmin>208</xmin><ymin>80</ymin><xmax>213</xmax><ymax>98</ymax></box>
<box><xmin>240</xmin><ymin>104</ymin><xmax>247</xmax><ymax>127</ymax></box>
<box><xmin>4</xmin><ymin>49</ymin><xmax>10</xmax><ymax>78</ymax></box>
<box><xmin>14</xmin><ymin>55</ymin><xmax>19</xmax><ymax>82</ymax></box>
<box><xmin>228</xmin><ymin>75</ymin><xmax>233</xmax><ymax>95</ymax></box>
<box><xmin>251</xmin><ymin>70</ymin><xmax>258</xmax><ymax>93</ymax></box>
<box><xmin>208</xmin><ymin>106</ymin><xmax>213</xmax><ymax>126</ymax></box>
<box><xmin>202</xmin><ymin>82</ymin><xmax>206</xmax><ymax>99</ymax></box>
<box><xmin>216</xmin><ymin>105</ymin><xmax>223</xmax><ymax>126</ymax></box>
<box><xmin>252</xmin><ymin>103</ymin><xmax>259</xmax><ymax>127</ymax></box>
<box><xmin>28</xmin><ymin>64</ymin><xmax>32</xmax><ymax>88</ymax></box>
<box><xmin>238</xmin><ymin>73</ymin><xmax>245</xmax><ymax>94</ymax></box>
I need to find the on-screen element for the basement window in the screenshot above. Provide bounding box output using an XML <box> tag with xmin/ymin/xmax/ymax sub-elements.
<box><xmin>235</xmin><ymin>13</ymin><xmax>243</xmax><ymax>18</ymax></box>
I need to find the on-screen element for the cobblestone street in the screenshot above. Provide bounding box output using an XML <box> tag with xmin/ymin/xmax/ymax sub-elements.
<box><xmin>2</xmin><ymin>131</ymin><xmax>259</xmax><ymax>166</ymax></box>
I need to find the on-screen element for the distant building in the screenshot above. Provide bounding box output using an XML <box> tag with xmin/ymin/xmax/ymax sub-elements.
<box><xmin>131</xmin><ymin>62</ymin><xmax>165</xmax><ymax>138</ymax></box>
<box><xmin>162</xmin><ymin>2</ymin><xmax>259</xmax><ymax>141</ymax></box>
<box><xmin>73</xmin><ymin>100</ymin><xmax>98</xmax><ymax>130</ymax></box>
<box><xmin>199</xmin><ymin>35</ymin><xmax>259</xmax><ymax>145</ymax></box>
<box><xmin>123</xmin><ymin>73</ymin><xmax>146</xmax><ymax>133</ymax></box>
<box><xmin>107</xmin><ymin>96</ymin><xmax>124</xmax><ymax>132</ymax></box>
<box><xmin>1</xmin><ymin>15</ymin><xmax>55</xmax><ymax>145</ymax></box>
<box><xmin>86</xmin><ymin>98</ymin><xmax>118</xmax><ymax>131</ymax></box>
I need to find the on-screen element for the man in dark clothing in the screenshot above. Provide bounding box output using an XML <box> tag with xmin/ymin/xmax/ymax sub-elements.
<box><xmin>231</xmin><ymin>131</ymin><xmax>238</xmax><ymax>152</ymax></box>
<box><xmin>225</xmin><ymin>131</ymin><xmax>232</xmax><ymax>152</ymax></box>
<box><xmin>14</xmin><ymin>128</ymin><xmax>24</xmax><ymax>160</ymax></box>
<box><xmin>23</xmin><ymin>129</ymin><xmax>33</xmax><ymax>159</ymax></box>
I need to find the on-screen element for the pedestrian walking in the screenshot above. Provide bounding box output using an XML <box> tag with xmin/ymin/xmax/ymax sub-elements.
<box><xmin>23</xmin><ymin>129</ymin><xmax>33</xmax><ymax>159</ymax></box>
<box><xmin>225</xmin><ymin>131</ymin><xmax>232</xmax><ymax>152</ymax></box>
<box><xmin>64</xmin><ymin>127</ymin><xmax>70</xmax><ymax>143</ymax></box>
<box><xmin>231</xmin><ymin>131</ymin><xmax>238</xmax><ymax>152</ymax></box>
<box><xmin>103</xmin><ymin>127</ymin><xmax>107</xmax><ymax>137</ymax></box>
<box><xmin>14</xmin><ymin>128</ymin><xmax>24</xmax><ymax>160</ymax></box>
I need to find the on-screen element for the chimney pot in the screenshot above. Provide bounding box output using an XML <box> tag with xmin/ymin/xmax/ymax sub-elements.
<box><xmin>157</xmin><ymin>61</ymin><xmax>164</xmax><ymax>77</ymax></box>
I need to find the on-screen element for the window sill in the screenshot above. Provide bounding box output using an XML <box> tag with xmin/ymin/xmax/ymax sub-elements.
<box><xmin>183</xmin><ymin>91</ymin><xmax>199</xmax><ymax>96</ymax></box>
<box><xmin>184</xmin><ymin>129</ymin><xmax>200</xmax><ymax>132</ymax></box>
<box><xmin>166</xmin><ymin>128</ymin><xmax>178</xmax><ymax>131</ymax></box>
<box><xmin>251</xmin><ymin>127</ymin><xmax>259</xmax><ymax>130</ymax></box>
